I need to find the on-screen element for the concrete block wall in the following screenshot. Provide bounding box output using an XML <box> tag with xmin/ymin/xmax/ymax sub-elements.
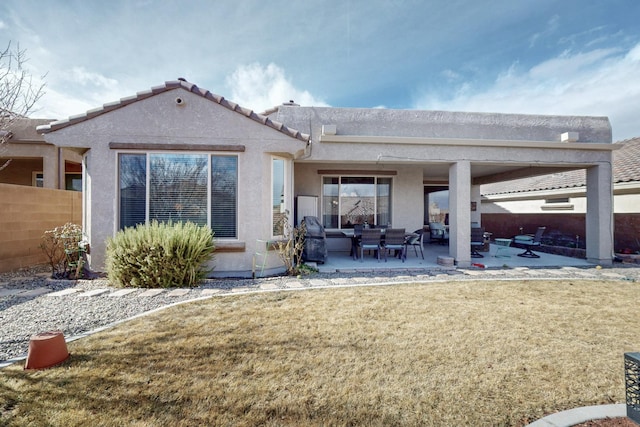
<box><xmin>0</xmin><ymin>183</ymin><xmax>82</xmax><ymax>272</ymax></box>
<box><xmin>482</xmin><ymin>212</ymin><xmax>638</xmax><ymax>254</ymax></box>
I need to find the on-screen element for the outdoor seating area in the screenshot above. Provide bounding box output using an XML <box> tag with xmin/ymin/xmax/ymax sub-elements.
<box><xmin>514</xmin><ymin>226</ymin><xmax>547</xmax><ymax>258</ymax></box>
<box><xmin>470</xmin><ymin>227</ymin><xmax>485</xmax><ymax>258</ymax></box>
<box><xmin>314</xmin><ymin>235</ymin><xmax>595</xmax><ymax>273</ymax></box>
<box><xmin>428</xmin><ymin>222</ymin><xmax>449</xmax><ymax>245</ymax></box>
<box><xmin>350</xmin><ymin>227</ymin><xmax>419</xmax><ymax>262</ymax></box>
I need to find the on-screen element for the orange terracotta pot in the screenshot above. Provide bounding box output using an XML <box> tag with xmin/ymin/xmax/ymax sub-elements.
<box><xmin>24</xmin><ymin>330</ymin><xmax>70</xmax><ymax>370</ymax></box>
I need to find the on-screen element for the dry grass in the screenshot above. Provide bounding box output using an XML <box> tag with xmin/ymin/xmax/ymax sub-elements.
<box><xmin>2</xmin><ymin>279</ymin><xmax>640</xmax><ymax>426</ymax></box>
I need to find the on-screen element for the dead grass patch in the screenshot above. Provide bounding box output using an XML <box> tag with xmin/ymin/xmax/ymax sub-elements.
<box><xmin>2</xmin><ymin>279</ymin><xmax>640</xmax><ymax>426</ymax></box>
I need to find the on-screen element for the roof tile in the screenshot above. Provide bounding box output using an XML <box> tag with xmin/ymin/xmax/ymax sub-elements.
<box><xmin>481</xmin><ymin>137</ymin><xmax>640</xmax><ymax>195</ymax></box>
<box><xmin>36</xmin><ymin>79</ymin><xmax>310</xmax><ymax>143</ymax></box>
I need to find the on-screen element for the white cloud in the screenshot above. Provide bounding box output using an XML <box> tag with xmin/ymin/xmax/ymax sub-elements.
<box><xmin>416</xmin><ymin>42</ymin><xmax>640</xmax><ymax>141</ymax></box>
<box><xmin>225</xmin><ymin>63</ymin><xmax>328</xmax><ymax>112</ymax></box>
<box><xmin>33</xmin><ymin>87</ymin><xmax>96</xmax><ymax>120</ymax></box>
<box><xmin>529</xmin><ymin>14</ymin><xmax>559</xmax><ymax>48</ymax></box>
<box><xmin>71</xmin><ymin>67</ymin><xmax>118</xmax><ymax>89</ymax></box>
<box><xmin>31</xmin><ymin>68</ymin><xmax>133</xmax><ymax>119</ymax></box>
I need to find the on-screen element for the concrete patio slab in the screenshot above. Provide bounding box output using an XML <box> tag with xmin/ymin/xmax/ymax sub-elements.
<box><xmin>317</xmin><ymin>242</ymin><xmax>596</xmax><ymax>274</ymax></box>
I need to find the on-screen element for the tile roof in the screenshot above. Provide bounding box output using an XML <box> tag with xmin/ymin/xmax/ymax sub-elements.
<box><xmin>6</xmin><ymin>118</ymin><xmax>54</xmax><ymax>141</ymax></box>
<box><xmin>36</xmin><ymin>79</ymin><xmax>310</xmax><ymax>142</ymax></box>
<box><xmin>615</xmin><ymin>137</ymin><xmax>640</xmax><ymax>183</ymax></box>
<box><xmin>481</xmin><ymin>137</ymin><xmax>640</xmax><ymax>195</ymax></box>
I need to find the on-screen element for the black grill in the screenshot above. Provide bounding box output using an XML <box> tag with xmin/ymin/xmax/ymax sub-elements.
<box><xmin>302</xmin><ymin>216</ymin><xmax>327</xmax><ymax>263</ymax></box>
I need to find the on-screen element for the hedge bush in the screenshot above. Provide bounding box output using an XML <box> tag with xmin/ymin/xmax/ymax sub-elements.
<box><xmin>106</xmin><ymin>221</ymin><xmax>215</xmax><ymax>288</ymax></box>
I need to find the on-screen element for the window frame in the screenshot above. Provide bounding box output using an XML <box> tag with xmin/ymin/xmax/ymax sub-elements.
<box><xmin>271</xmin><ymin>156</ymin><xmax>290</xmax><ymax>238</ymax></box>
<box><xmin>116</xmin><ymin>151</ymin><xmax>239</xmax><ymax>239</ymax></box>
<box><xmin>321</xmin><ymin>174</ymin><xmax>393</xmax><ymax>230</ymax></box>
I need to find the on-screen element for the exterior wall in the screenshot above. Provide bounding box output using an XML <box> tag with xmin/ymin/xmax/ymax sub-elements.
<box><xmin>37</xmin><ymin>94</ymin><xmax>617</xmax><ymax>274</ymax></box>
<box><xmin>0</xmin><ymin>158</ymin><xmax>43</xmax><ymax>186</ymax></box>
<box><xmin>0</xmin><ymin>183</ymin><xmax>82</xmax><ymax>272</ymax></box>
<box><xmin>42</xmin><ymin>89</ymin><xmax>305</xmax><ymax>277</ymax></box>
<box><xmin>0</xmin><ymin>145</ymin><xmax>83</xmax><ymax>189</ymax></box>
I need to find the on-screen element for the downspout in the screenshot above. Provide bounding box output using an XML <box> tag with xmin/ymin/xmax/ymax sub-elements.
<box><xmin>294</xmin><ymin>119</ymin><xmax>313</xmax><ymax>160</ymax></box>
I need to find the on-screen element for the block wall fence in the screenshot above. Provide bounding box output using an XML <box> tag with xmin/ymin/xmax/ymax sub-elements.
<box><xmin>0</xmin><ymin>183</ymin><xmax>82</xmax><ymax>273</ymax></box>
<box><xmin>482</xmin><ymin>213</ymin><xmax>640</xmax><ymax>254</ymax></box>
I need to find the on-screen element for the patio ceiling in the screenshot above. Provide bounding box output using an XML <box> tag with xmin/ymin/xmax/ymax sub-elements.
<box><xmin>412</xmin><ymin>162</ymin><xmax>593</xmax><ymax>184</ymax></box>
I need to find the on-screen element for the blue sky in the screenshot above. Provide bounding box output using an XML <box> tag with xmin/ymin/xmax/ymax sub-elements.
<box><xmin>2</xmin><ymin>0</ymin><xmax>639</xmax><ymax>141</ymax></box>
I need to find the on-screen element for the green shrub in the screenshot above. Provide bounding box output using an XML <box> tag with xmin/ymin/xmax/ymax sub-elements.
<box><xmin>106</xmin><ymin>221</ymin><xmax>215</xmax><ymax>288</ymax></box>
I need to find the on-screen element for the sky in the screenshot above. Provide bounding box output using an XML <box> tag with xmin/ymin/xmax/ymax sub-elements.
<box><xmin>1</xmin><ymin>0</ymin><xmax>639</xmax><ymax>142</ymax></box>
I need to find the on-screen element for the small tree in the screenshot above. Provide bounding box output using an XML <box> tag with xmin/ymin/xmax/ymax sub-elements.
<box><xmin>1</xmin><ymin>41</ymin><xmax>47</xmax><ymax>171</ymax></box>
<box><xmin>39</xmin><ymin>223</ymin><xmax>85</xmax><ymax>279</ymax></box>
<box><xmin>274</xmin><ymin>211</ymin><xmax>308</xmax><ymax>276</ymax></box>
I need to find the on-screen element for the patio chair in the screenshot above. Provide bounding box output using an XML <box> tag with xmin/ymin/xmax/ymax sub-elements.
<box><xmin>405</xmin><ymin>229</ymin><xmax>425</xmax><ymax>259</ymax></box>
<box><xmin>514</xmin><ymin>226</ymin><xmax>546</xmax><ymax>258</ymax></box>
<box><xmin>350</xmin><ymin>224</ymin><xmax>364</xmax><ymax>259</ymax></box>
<box><xmin>382</xmin><ymin>228</ymin><xmax>406</xmax><ymax>262</ymax></box>
<box><xmin>471</xmin><ymin>227</ymin><xmax>485</xmax><ymax>258</ymax></box>
<box><xmin>356</xmin><ymin>228</ymin><xmax>382</xmax><ymax>262</ymax></box>
<box><xmin>429</xmin><ymin>222</ymin><xmax>449</xmax><ymax>244</ymax></box>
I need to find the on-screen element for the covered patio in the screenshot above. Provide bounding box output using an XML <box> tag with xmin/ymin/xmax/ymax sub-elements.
<box><xmin>274</xmin><ymin>106</ymin><xmax>616</xmax><ymax>270</ymax></box>
<box><xmin>313</xmin><ymin>241</ymin><xmax>596</xmax><ymax>273</ymax></box>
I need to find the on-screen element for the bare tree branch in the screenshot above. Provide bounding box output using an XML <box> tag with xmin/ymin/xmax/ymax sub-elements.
<box><xmin>0</xmin><ymin>41</ymin><xmax>47</xmax><ymax>171</ymax></box>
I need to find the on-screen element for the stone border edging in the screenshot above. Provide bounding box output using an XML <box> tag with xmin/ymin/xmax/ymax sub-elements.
<box><xmin>525</xmin><ymin>404</ymin><xmax>626</xmax><ymax>427</ymax></box>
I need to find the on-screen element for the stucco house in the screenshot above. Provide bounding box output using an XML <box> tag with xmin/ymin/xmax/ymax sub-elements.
<box><xmin>36</xmin><ymin>79</ymin><xmax>617</xmax><ymax>277</ymax></box>
<box><xmin>480</xmin><ymin>137</ymin><xmax>640</xmax><ymax>253</ymax></box>
<box><xmin>1</xmin><ymin>118</ymin><xmax>82</xmax><ymax>190</ymax></box>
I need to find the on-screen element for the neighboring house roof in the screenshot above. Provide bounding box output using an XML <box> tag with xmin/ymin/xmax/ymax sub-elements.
<box><xmin>481</xmin><ymin>137</ymin><xmax>640</xmax><ymax>195</ymax></box>
<box><xmin>4</xmin><ymin>118</ymin><xmax>54</xmax><ymax>142</ymax></box>
<box><xmin>37</xmin><ymin>79</ymin><xmax>310</xmax><ymax>142</ymax></box>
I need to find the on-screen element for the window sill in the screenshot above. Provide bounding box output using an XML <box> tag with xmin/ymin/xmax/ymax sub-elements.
<box><xmin>215</xmin><ymin>241</ymin><xmax>246</xmax><ymax>252</ymax></box>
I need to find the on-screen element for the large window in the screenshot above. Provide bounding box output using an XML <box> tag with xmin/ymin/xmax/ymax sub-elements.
<box><xmin>321</xmin><ymin>176</ymin><xmax>392</xmax><ymax>229</ymax></box>
<box><xmin>118</xmin><ymin>153</ymin><xmax>238</xmax><ymax>238</ymax></box>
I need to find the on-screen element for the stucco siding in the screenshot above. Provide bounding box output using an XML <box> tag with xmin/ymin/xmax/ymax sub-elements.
<box><xmin>42</xmin><ymin>88</ymin><xmax>304</xmax><ymax>276</ymax></box>
<box><xmin>274</xmin><ymin>107</ymin><xmax>612</xmax><ymax>143</ymax></box>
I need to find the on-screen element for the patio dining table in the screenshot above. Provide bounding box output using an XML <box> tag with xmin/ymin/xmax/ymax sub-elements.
<box><xmin>343</xmin><ymin>229</ymin><xmax>418</xmax><ymax>260</ymax></box>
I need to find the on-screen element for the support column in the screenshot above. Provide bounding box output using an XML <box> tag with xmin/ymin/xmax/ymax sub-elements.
<box><xmin>449</xmin><ymin>161</ymin><xmax>471</xmax><ymax>268</ymax></box>
<box><xmin>586</xmin><ymin>163</ymin><xmax>613</xmax><ymax>266</ymax></box>
<box><xmin>42</xmin><ymin>150</ymin><xmax>59</xmax><ymax>189</ymax></box>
